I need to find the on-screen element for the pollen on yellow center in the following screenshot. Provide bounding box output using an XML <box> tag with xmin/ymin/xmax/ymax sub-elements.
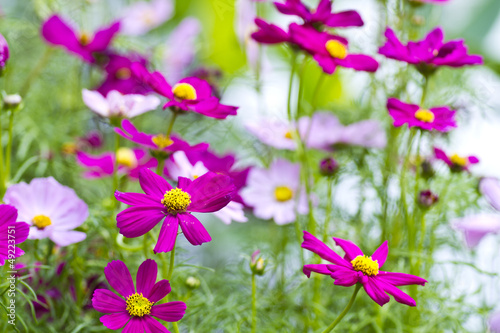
<box><xmin>32</xmin><ymin>215</ymin><xmax>52</xmax><ymax>230</ymax></box>
<box><xmin>161</xmin><ymin>188</ymin><xmax>192</xmax><ymax>213</ymax></box>
<box><xmin>115</xmin><ymin>68</ymin><xmax>131</xmax><ymax>80</ymax></box>
<box><xmin>414</xmin><ymin>109</ymin><xmax>435</xmax><ymax>123</ymax></box>
<box><xmin>325</xmin><ymin>40</ymin><xmax>348</xmax><ymax>59</ymax></box>
<box><xmin>125</xmin><ymin>293</ymin><xmax>153</xmax><ymax>317</ymax></box>
<box><xmin>274</xmin><ymin>186</ymin><xmax>293</xmax><ymax>202</ymax></box>
<box><xmin>351</xmin><ymin>255</ymin><xmax>379</xmax><ymax>276</ymax></box>
<box><xmin>172</xmin><ymin>83</ymin><xmax>197</xmax><ymax>101</ymax></box>
<box><xmin>152</xmin><ymin>134</ymin><xmax>174</xmax><ymax>149</ymax></box>
<box><xmin>79</xmin><ymin>32</ymin><xmax>92</xmax><ymax>46</ymax></box>
<box><xmin>450</xmin><ymin>154</ymin><xmax>467</xmax><ymax>167</ymax></box>
<box><xmin>116</xmin><ymin>147</ymin><xmax>138</xmax><ymax>168</ymax></box>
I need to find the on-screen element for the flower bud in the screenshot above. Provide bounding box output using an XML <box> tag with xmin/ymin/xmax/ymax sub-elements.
<box><xmin>250</xmin><ymin>250</ymin><xmax>266</xmax><ymax>276</ymax></box>
<box><xmin>418</xmin><ymin>190</ymin><xmax>439</xmax><ymax>208</ymax></box>
<box><xmin>420</xmin><ymin>159</ymin><xmax>434</xmax><ymax>180</ymax></box>
<box><xmin>319</xmin><ymin>157</ymin><xmax>339</xmax><ymax>177</ymax></box>
<box><xmin>185</xmin><ymin>276</ymin><xmax>201</xmax><ymax>289</ymax></box>
<box><xmin>0</xmin><ymin>33</ymin><xmax>9</xmax><ymax>75</ymax></box>
<box><xmin>2</xmin><ymin>93</ymin><xmax>22</xmax><ymax>110</ymax></box>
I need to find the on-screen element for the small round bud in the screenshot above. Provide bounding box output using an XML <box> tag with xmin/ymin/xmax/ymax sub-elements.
<box><xmin>185</xmin><ymin>276</ymin><xmax>201</xmax><ymax>289</ymax></box>
<box><xmin>2</xmin><ymin>93</ymin><xmax>22</xmax><ymax>110</ymax></box>
<box><xmin>420</xmin><ymin>160</ymin><xmax>435</xmax><ymax>180</ymax></box>
<box><xmin>319</xmin><ymin>158</ymin><xmax>339</xmax><ymax>177</ymax></box>
<box><xmin>418</xmin><ymin>190</ymin><xmax>439</xmax><ymax>208</ymax></box>
<box><xmin>250</xmin><ymin>250</ymin><xmax>266</xmax><ymax>276</ymax></box>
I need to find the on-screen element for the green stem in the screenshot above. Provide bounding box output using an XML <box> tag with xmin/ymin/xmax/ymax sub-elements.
<box><xmin>156</xmin><ymin>158</ymin><xmax>165</xmax><ymax>176</ymax></box>
<box><xmin>251</xmin><ymin>273</ymin><xmax>257</xmax><ymax>333</ymax></box>
<box><xmin>323</xmin><ymin>177</ymin><xmax>335</xmax><ymax>243</ymax></box>
<box><xmin>166</xmin><ymin>111</ymin><xmax>178</xmax><ymax>137</ymax></box>
<box><xmin>172</xmin><ymin>322</ymin><xmax>180</xmax><ymax>333</ymax></box>
<box><xmin>420</xmin><ymin>76</ymin><xmax>429</xmax><ymax>105</ymax></box>
<box><xmin>5</xmin><ymin>110</ymin><xmax>15</xmax><ymax>183</ymax></box>
<box><xmin>287</xmin><ymin>52</ymin><xmax>298</xmax><ymax>122</ymax></box>
<box><xmin>321</xmin><ymin>284</ymin><xmax>361</xmax><ymax>333</ymax></box>
<box><xmin>112</xmin><ymin>133</ymin><xmax>120</xmax><ymax>194</ymax></box>
<box><xmin>0</xmin><ymin>107</ymin><xmax>4</xmax><ymax>197</ymax></box>
<box><xmin>167</xmin><ymin>245</ymin><xmax>176</xmax><ymax>280</ymax></box>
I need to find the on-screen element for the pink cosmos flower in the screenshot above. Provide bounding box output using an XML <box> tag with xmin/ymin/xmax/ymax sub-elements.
<box><xmin>82</xmin><ymin>89</ymin><xmax>160</xmax><ymax>119</ymax></box>
<box><xmin>97</xmin><ymin>54</ymin><xmax>152</xmax><ymax>95</ymax></box>
<box><xmin>251</xmin><ymin>18</ymin><xmax>290</xmax><ymax>45</ymax></box>
<box><xmin>490</xmin><ymin>311</ymin><xmax>500</xmax><ymax>333</ymax></box>
<box><xmin>0</xmin><ymin>205</ymin><xmax>30</xmax><ymax>266</ymax></box>
<box><xmin>246</xmin><ymin>119</ymin><xmax>297</xmax><ymax>150</ymax></box>
<box><xmin>434</xmin><ymin>147</ymin><xmax>479</xmax><ymax>172</ymax></box>
<box><xmin>479</xmin><ymin>177</ymin><xmax>500</xmax><ymax>211</ymax></box>
<box><xmin>92</xmin><ymin>259</ymin><xmax>186</xmax><ymax>331</ymax></box>
<box><xmin>131</xmin><ymin>63</ymin><xmax>238</xmax><ymax>119</ymax></box>
<box><xmin>114</xmin><ymin>169</ymin><xmax>236</xmax><ymax>253</ymax></box>
<box><xmin>78</xmin><ymin>131</ymin><xmax>104</xmax><ymax>149</ymax></box>
<box><xmin>379</xmin><ymin>27</ymin><xmax>482</xmax><ymax>74</ymax></box>
<box><xmin>452</xmin><ymin>214</ymin><xmax>500</xmax><ymax>248</ymax></box>
<box><xmin>387</xmin><ymin>98</ymin><xmax>456</xmax><ymax>132</ymax></box>
<box><xmin>76</xmin><ymin>148</ymin><xmax>157</xmax><ymax>180</ymax></box>
<box><xmin>4</xmin><ymin>178</ymin><xmax>88</xmax><ymax>247</ymax></box>
<box><xmin>274</xmin><ymin>0</ymin><xmax>363</xmax><ymax>28</ymax></box>
<box><xmin>289</xmin><ymin>23</ymin><xmax>378</xmax><ymax>74</ymax></box>
<box><xmin>302</xmin><ymin>231</ymin><xmax>427</xmax><ymax>306</ymax></box>
<box><xmin>41</xmin><ymin>15</ymin><xmax>120</xmax><ymax>63</ymax></box>
<box><xmin>115</xmin><ymin>119</ymin><xmax>209</xmax><ymax>155</ymax></box>
<box><xmin>241</xmin><ymin>159</ymin><xmax>308</xmax><ymax>225</ymax></box>
<box><xmin>166</xmin><ymin>151</ymin><xmax>247</xmax><ymax>224</ymax></box>
<box><xmin>0</xmin><ymin>33</ymin><xmax>9</xmax><ymax>71</ymax></box>
<box><xmin>121</xmin><ymin>0</ymin><xmax>173</xmax><ymax>36</ymax></box>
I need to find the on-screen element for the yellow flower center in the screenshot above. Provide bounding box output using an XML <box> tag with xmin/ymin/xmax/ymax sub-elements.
<box><xmin>161</xmin><ymin>188</ymin><xmax>192</xmax><ymax>213</ymax></box>
<box><xmin>274</xmin><ymin>186</ymin><xmax>293</xmax><ymax>202</ymax></box>
<box><xmin>172</xmin><ymin>83</ymin><xmax>197</xmax><ymax>100</ymax></box>
<box><xmin>79</xmin><ymin>32</ymin><xmax>92</xmax><ymax>46</ymax></box>
<box><xmin>351</xmin><ymin>255</ymin><xmax>379</xmax><ymax>276</ymax></box>
<box><xmin>116</xmin><ymin>147</ymin><xmax>138</xmax><ymax>168</ymax></box>
<box><xmin>32</xmin><ymin>215</ymin><xmax>52</xmax><ymax>230</ymax></box>
<box><xmin>414</xmin><ymin>109</ymin><xmax>435</xmax><ymax>123</ymax></box>
<box><xmin>449</xmin><ymin>154</ymin><xmax>467</xmax><ymax>167</ymax></box>
<box><xmin>115</xmin><ymin>68</ymin><xmax>131</xmax><ymax>80</ymax></box>
<box><xmin>284</xmin><ymin>130</ymin><xmax>293</xmax><ymax>139</ymax></box>
<box><xmin>325</xmin><ymin>40</ymin><xmax>348</xmax><ymax>59</ymax></box>
<box><xmin>125</xmin><ymin>293</ymin><xmax>153</xmax><ymax>317</ymax></box>
<box><xmin>152</xmin><ymin>134</ymin><xmax>174</xmax><ymax>149</ymax></box>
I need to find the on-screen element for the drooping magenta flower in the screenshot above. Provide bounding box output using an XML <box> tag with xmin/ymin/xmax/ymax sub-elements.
<box><xmin>120</xmin><ymin>0</ymin><xmax>173</xmax><ymax>36</ymax></box>
<box><xmin>76</xmin><ymin>148</ymin><xmax>157</xmax><ymax>180</ymax></box>
<box><xmin>241</xmin><ymin>159</ymin><xmax>308</xmax><ymax>225</ymax></box>
<box><xmin>379</xmin><ymin>27</ymin><xmax>483</xmax><ymax>74</ymax></box>
<box><xmin>490</xmin><ymin>311</ymin><xmax>500</xmax><ymax>333</ymax></box>
<box><xmin>115</xmin><ymin>119</ymin><xmax>209</xmax><ymax>155</ymax></box>
<box><xmin>92</xmin><ymin>259</ymin><xmax>186</xmax><ymax>331</ymax></box>
<box><xmin>387</xmin><ymin>98</ymin><xmax>456</xmax><ymax>132</ymax></box>
<box><xmin>115</xmin><ymin>169</ymin><xmax>236</xmax><ymax>253</ymax></box>
<box><xmin>302</xmin><ymin>231</ymin><xmax>427</xmax><ymax>306</ymax></box>
<box><xmin>4</xmin><ymin>178</ymin><xmax>88</xmax><ymax>246</ymax></box>
<box><xmin>274</xmin><ymin>0</ymin><xmax>363</xmax><ymax>28</ymax></box>
<box><xmin>97</xmin><ymin>54</ymin><xmax>152</xmax><ymax>95</ymax></box>
<box><xmin>246</xmin><ymin>118</ymin><xmax>297</xmax><ymax>150</ymax></box>
<box><xmin>289</xmin><ymin>23</ymin><xmax>378</xmax><ymax>74</ymax></box>
<box><xmin>480</xmin><ymin>177</ymin><xmax>500</xmax><ymax>211</ymax></box>
<box><xmin>0</xmin><ymin>33</ymin><xmax>9</xmax><ymax>72</ymax></box>
<box><xmin>0</xmin><ymin>205</ymin><xmax>30</xmax><ymax>266</ymax></box>
<box><xmin>434</xmin><ymin>147</ymin><xmax>479</xmax><ymax>172</ymax></box>
<box><xmin>166</xmin><ymin>151</ymin><xmax>247</xmax><ymax>224</ymax></box>
<box><xmin>41</xmin><ymin>15</ymin><xmax>120</xmax><ymax>63</ymax></box>
<box><xmin>251</xmin><ymin>18</ymin><xmax>290</xmax><ymax>45</ymax></box>
<box><xmin>131</xmin><ymin>63</ymin><xmax>238</xmax><ymax>119</ymax></box>
<box><xmin>452</xmin><ymin>214</ymin><xmax>500</xmax><ymax>248</ymax></box>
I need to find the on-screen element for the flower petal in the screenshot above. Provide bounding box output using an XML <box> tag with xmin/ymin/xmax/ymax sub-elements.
<box><xmin>92</xmin><ymin>289</ymin><xmax>126</xmax><ymax>313</ymax></box>
<box><xmin>302</xmin><ymin>264</ymin><xmax>334</xmax><ymax>278</ymax></box>
<box><xmin>104</xmin><ymin>260</ymin><xmax>135</xmax><ymax>298</ymax></box>
<box><xmin>139</xmin><ymin>168</ymin><xmax>172</xmax><ymax>198</ymax></box>
<box><xmin>332</xmin><ymin>237</ymin><xmax>363</xmax><ymax>261</ymax></box>
<box><xmin>371</xmin><ymin>241</ymin><xmax>388</xmax><ymax>267</ymax></box>
<box><xmin>301</xmin><ymin>231</ymin><xmax>351</xmax><ymax>268</ymax></box>
<box><xmin>186</xmin><ymin>172</ymin><xmax>236</xmax><ymax>213</ymax></box>
<box><xmin>117</xmin><ymin>206</ymin><xmax>165</xmax><ymax>238</ymax></box>
<box><xmin>178</xmin><ymin>213</ymin><xmax>212</xmax><ymax>246</ymax></box>
<box><xmin>377</xmin><ymin>271</ymin><xmax>427</xmax><ymax>286</ymax></box>
<box><xmin>151</xmin><ymin>301</ymin><xmax>187</xmax><ymax>322</ymax></box>
<box><xmin>148</xmin><ymin>280</ymin><xmax>171</xmax><ymax>303</ymax></box>
<box><xmin>115</xmin><ymin>191</ymin><xmax>164</xmax><ymax>206</ymax></box>
<box><xmin>99</xmin><ymin>312</ymin><xmax>130</xmax><ymax>330</ymax></box>
<box><xmin>136</xmin><ymin>259</ymin><xmax>158</xmax><ymax>296</ymax></box>
<box><xmin>153</xmin><ymin>215</ymin><xmax>179</xmax><ymax>253</ymax></box>
<box><xmin>362</xmin><ymin>277</ymin><xmax>390</xmax><ymax>306</ymax></box>
<box><xmin>143</xmin><ymin>315</ymin><xmax>170</xmax><ymax>333</ymax></box>
<box><xmin>122</xmin><ymin>317</ymin><xmax>146</xmax><ymax>333</ymax></box>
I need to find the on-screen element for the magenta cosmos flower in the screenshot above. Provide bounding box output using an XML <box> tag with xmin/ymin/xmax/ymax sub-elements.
<box><xmin>452</xmin><ymin>214</ymin><xmax>500</xmax><ymax>248</ymax></box>
<box><xmin>0</xmin><ymin>205</ymin><xmax>30</xmax><ymax>266</ymax></box>
<box><xmin>302</xmin><ymin>231</ymin><xmax>427</xmax><ymax>306</ymax></box>
<box><xmin>0</xmin><ymin>33</ymin><xmax>9</xmax><ymax>72</ymax></box>
<box><xmin>289</xmin><ymin>24</ymin><xmax>378</xmax><ymax>74</ymax></box>
<box><xmin>41</xmin><ymin>15</ymin><xmax>120</xmax><ymax>63</ymax></box>
<box><xmin>97</xmin><ymin>54</ymin><xmax>152</xmax><ymax>95</ymax></box>
<box><xmin>379</xmin><ymin>27</ymin><xmax>482</xmax><ymax>74</ymax></box>
<box><xmin>76</xmin><ymin>148</ymin><xmax>157</xmax><ymax>180</ymax></box>
<box><xmin>92</xmin><ymin>259</ymin><xmax>186</xmax><ymax>332</ymax></box>
<box><xmin>275</xmin><ymin>0</ymin><xmax>363</xmax><ymax>28</ymax></box>
<box><xmin>434</xmin><ymin>147</ymin><xmax>479</xmax><ymax>172</ymax></box>
<box><xmin>4</xmin><ymin>178</ymin><xmax>88</xmax><ymax>246</ymax></box>
<box><xmin>115</xmin><ymin>168</ymin><xmax>236</xmax><ymax>253</ymax></box>
<box><xmin>480</xmin><ymin>177</ymin><xmax>500</xmax><ymax>211</ymax></box>
<box><xmin>387</xmin><ymin>98</ymin><xmax>456</xmax><ymax>132</ymax></box>
<box><xmin>131</xmin><ymin>63</ymin><xmax>238</xmax><ymax>119</ymax></box>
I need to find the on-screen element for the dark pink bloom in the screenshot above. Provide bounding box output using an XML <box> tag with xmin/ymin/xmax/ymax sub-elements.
<box><xmin>0</xmin><ymin>205</ymin><xmax>29</xmax><ymax>266</ymax></box>
<box><xmin>115</xmin><ymin>119</ymin><xmax>209</xmax><ymax>154</ymax></box>
<box><xmin>251</xmin><ymin>18</ymin><xmax>290</xmax><ymax>44</ymax></box>
<box><xmin>131</xmin><ymin>63</ymin><xmax>238</xmax><ymax>119</ymax></box>
<box><xmin>387</xmin><ymin>98</ymin><xmax>456</xmax><ymax>132</ymax></box>
<box><xmin>302</xmin><ymin>231</ymin><xmax>427</xmax><ymax>307</ymax></box>
<box><xmin>41</xmin><ymin>15</ymin><xmax>120</xmax><ymax>63</ymax></box>
<box><xmin>0</xmin><ymin>33</ymin><xmax>9</xmax><ymax>71</ymax></box>
<box><xmin>78</xmin><ymin>131</ymin><xmax>104</xmax><ymax>149</ymax></box>
<box><xmin>115</xmin><ymin>169</ymin><xmax>236</xmax><ymax>252</ymax></box>
<box><xmin>434</xmin><ymin>147</ymin><xmax>479</xmax><ymax>172</ymax></box>
<box><xmin>76</xmin><ymin>148</ymin><xmax>157</xmax><ymax>180</ymax></box>
<box><xmin>274</xmin><ymin>0</ymin><xmax>363</xmax><ymax>28</ymax></box>
<box><xmin>92</xmin><ymin>259</ymin><xmax>186</xmax><ymax>331</ymax></box>
<box><xmin>97</xmin><ymin>54</ymin><xmax>152</xmax><ymax>95</ymax></box>
<box><xmin>379</xmin><ymin>27</ymin><xmax>482</xmax><ymax>73</ymax></box>
<box><xmin>289</xmin><ymin>24</ymin><xmax>378</xmax><ymax>74</ymax></box>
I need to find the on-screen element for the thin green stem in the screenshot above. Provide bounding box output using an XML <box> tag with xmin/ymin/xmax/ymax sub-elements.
<box><xmin>167</xmin><ymin>245</ymin><xmax>176</xmax><ymax>280</ymax></box>
<box><xmin>156</xmin><ymin>158</ymin><xmax>165</xmax><ymax>176</ymax></box>
<box><xmin>5</xmin><ymin>110</ymin><xmax>15</xmax><ymax>183</ymax></box>
<box><xmin>287</xmin><ymin>52</ymin><xmax>298</xmax><ymax>122</ymax></box>
<box><xmin>0</xmin><ymin>107</ymin><xmax>4</xmax><ymax>197</ymax></box>
<box><xmin>321</xmin><ymin>284</ymin><xmax>361</xmax><ymax>333</ymax></box>
<box><xmin>166</xmin><ymin>111</ymin><xmax>178</xmax><ymax>137</ymax></box>
<box><xmin>112</xmin><ymin>133</ymin><xmax>120</xmax><ymax>194</ymax></box>
<box><xmin>172</xmin><ymin>322</ymin><xmax>180</xmax><ymax>333</ymax></box>
<box><xmin>420</xmin><ymin>76</ymin><xmax>429</xmax><ymax>105</ymax></box>
<box><xmin>251</xmin><ymin>273</ymin><xmax>257</xmax><ymax>333</ymax></box>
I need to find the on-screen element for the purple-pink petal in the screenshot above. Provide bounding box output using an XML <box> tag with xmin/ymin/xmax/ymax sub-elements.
<box><xmin>150</xmin><ymin>301</ymin><xmax>187</xmax><ymax>322</ymax></box>
<box><xmin>147</xmin><ymin>280</ymin><xmax>172</xmax><ymax>303</ymax></box>
<box><xmin>376</xmin><ymin>278</ymin><xmax>417</xmax><ymax>306</ymax></box>
<box><xmin>153</xmin><ymin>215</ymin><xmax>180</xmax><ymax>253</ymax></box>
<box><xmin>178</xmin><ymin>213</ymin><xmax>212</xmax><ymax>246</ymax></box>
<box><xmin>104</xmin><ymin>260</ymin><xmax>135</xmax><ymax>298</ymax></box>
<box><xmin>136</xmin><ymin>259</ymin><xmax>158</xmax><ymax>296</ymax></box>
<box><xmin>362</xmin><ymin>277</ymin><xmax>391</xmax><ymax>307</ymax></box>
<box><xmin>122</xmin><ymin>317</ymin><xmax>146</xmax><ymax>333</ymax></box>
<box><xmin>139</xmin><ymin>168</ymin><xmax>172</xmax><ymax>198</ymax></box>
<box><xmin>143</xmin><ymin>315</ymin><xmax>170</xmax><ymax>332</ymax></box>
<box><xmin>377</xmin><ymin>271</ymin><xmax>427</xmax><ymax>286</ymax></box>
<box><xmin>92</xmin><ymin>289</ymin><xmax>126</xmax><ymax>313</ymax></box>
<box><xmin>302</xmin><ymin>264</ymin><xmax>334</xmax><ymax>278</ymax></box>
<box><xmin>301</xmin><ymin>231</ymin><xmax>351</xmax><ymax>268</ymax></box>
<box><xmin>117</xmin><ymin>206</ymin><xmax>165</xmax><ymax>238</ymax></box>
<box><xmin>332</xmin><ymin>237</ymin><xmax>364</xmax><ymax>261</ymax></box>
<box><xmin>99</xmin><ymin>312</ymin><xmax>130</xmax><ymax>330</ymax></box>
<box><xmin>371</xmin><ymin>241</ymin><xmax>388</xmax><ymax>268</ymax></box>
<box><xmin>115</xmin><ymin>191</ymin><xmax>164</xmax><ymax>207</ymax></box>
<box><xmin>186</xmin><ymin>172</ymin><xmax>236</xmax><ymax>213</ymax></box>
